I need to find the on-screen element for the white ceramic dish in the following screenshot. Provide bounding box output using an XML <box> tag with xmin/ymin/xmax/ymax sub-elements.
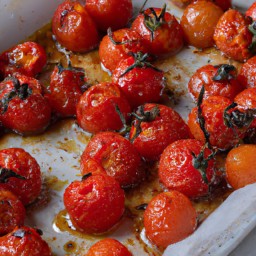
<box><xmin>0</xmin><ymin>0</ymin><xmax>256</xmax><ymax>255</ymax></box>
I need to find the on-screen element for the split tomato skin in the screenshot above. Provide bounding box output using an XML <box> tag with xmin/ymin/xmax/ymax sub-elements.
<box><xmin>0</xmin><ymin>148</ymin><xmax>42</xmax><ymax>206</ymax></box>
<box><xmin>0</xmin><ymin>188</ymin><xmax>26</xmax><ymax>236</ymax></box>
<box><xmin>76</xmin><ymin>82</ymin><xmax>131</xmax><ymax>134</ymax></box>
<box><xmin>213</xmin><ymin>9</ymin><xmax>253</xmax><ymax>62</ymax></box>
<box><xmin>144</xmin><ymin>190</ymin><xmax>197</xmax><ymax>249</ymax></box>
<box><xmin>64</xmin><ymin>174</ymin><xmax>125</xmax><ymax>234</ymax></box>
<box><xmin>129</xmin><ymin>103</ymin><xmax>192</xmax><ymax>161</ymax></box>
<box><xmin>85</xmin><ymin>0</ymin><xmax>133</xmax><ymax>32</ymax></box>
<box><xmin>81</xmin><ymin>131</ymin><xmax>145</xmax><ymax>189</ymax></box>
<box><xmin>0</xmin><ymin>226</ymin><xmax>52</xmax><ymax>256</ymax></box>
<box><xmin>238</xmin><ymin>56</ymin><xmax>256</xmax><ymax>89</ymax></box>
<box><xmin>52</xmin><ymin>0</ymin><xmax>99</xmax><ymax>52</ymax></box>
<box><xmin>85</xmin><ymin>238</ymin><xmax>132</xmax><ymax>256</ymax></box>
<box><xmin>0</xmin><ymin>41</ymin><xmax>47</xmax><ymax>79</ymax></box>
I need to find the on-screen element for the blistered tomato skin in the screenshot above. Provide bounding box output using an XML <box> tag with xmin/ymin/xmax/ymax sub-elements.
<box><xmin>0</xmin><ymin>148</ymin><xmax>42</xmax><ymax>206</ymax></box>
<box><xmin>0</xmin><ymin>188</ymin><xmax>26</xmax><ymax>236</ymax></box>
<box><xmin>0</xmin><ymin>226</ymin><xmax>52</xmax><ymax>256</ymax></box>
<box><xmin>246</xmin><ymin>2</ymin><xmax>256</xmax><ymax>21</ymax></box>
<box><xmin>76</xmin><ymin>82</ymin><xmax>131</xmax><ymax>134</ymax></box>
<box><xmin>64</xmin><ymin>174</ymin><xmax>125</xmax><ymax>234</ymax></box>
<box><xmin>81</xmin><ymin>131</ymin><xmax>145</xmax><ymax>189</ymax></box>
<box><xmin>144</xmin><ymin>191</ymin><xmax>197</xmax><ymax>249</ymax></box>
<box><xmin>213</xmin><ymin>9</ymin><xmax>253</xmax><ymax>62</ymax></box>
<box><xmin>181</xmin><ymin>1</ymin><xmax>223</xmax><ymax>49</ymax></box>
<box><xmin>52</xmin><ymin>0</ymin><xmax>99</xmax><ymax>53</ymax></box>
<box><xmin>238</xmin><ymin>56</ymin><xmax>256</xmax><ymax>88</ymax></box>
<box><xmin>85</xmin><ymin>238</ymin><xmax>132</xmax><ymax>256</ymax></box>
<box><xmin>129</xmin><ymin>103</ymin><xmax>191</xmax><ymax>161</ymax></box>
<box><xmin>0</xmin><ymin>41</ymin><xmax>47</xmax><ymax>79</ymax></box>
<box><xmin>131</xmin><ymin>7</ymin><xmax>184</xmax><ymax>57</ymax></box>
<box><xmin>188</xmin><ymin>64</ymin><xmax>244</xmax><ymax>101</ymax></box>
<box><xmin>85</xmin><ymin>0</ymin><xmax>133</xmax><ymax>32</ymax></box>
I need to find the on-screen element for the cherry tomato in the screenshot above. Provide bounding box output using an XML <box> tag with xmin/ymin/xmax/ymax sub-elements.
<box><xmin>180</xmin><ymin>1</ymin><xmax>223</xmax><ymax>49</ymax></box>
<box><xmin>99</xmin><ymin>28</ymin><xmax>146</xmax><ymax>74</ymax></box>
<box><xmin>85</xmin><ymin>238</ymin><xmax>132</xmax><ymax>256</ymax></box>
<box><xmin>52</xmin><ymin>0</ymin><xmax>99</xmax><ymax>53</ymax></box>
<box><xmin>225</xmin><ymin>144</ymin><xmax>256</xmax><ymax>189</ymax></box>
<box><xmin>81</xmin><ymin>131</ymin><xmax>144</xmax><ymax>188</ymax></box>
<box><xmin>0</xmin><ymin>188</ymin><xmax>26</xmax><ymax>236</ymax></box>
<box><xmin>0</xmin><ymin>148</ymin><xmax>42</xmax><ymax>205</ymax></box>
<box><xmin>0</xmin><ymin>41</ymin><xmax>47</xmax><ymax>79</ymax></box>
<box><xmin>213</xmin><ymin>9</ymin><xmax>253</xmax><ymax>62</ymax></box>
<box><xmin>0</xmin><ymin>74</ymin><xmax>51</xmax><ymax>135</ymax></box>
<box><xmin>64</xmin><ymin>174</ymin><xmax>125</xmax><ymax>234</ymax></box>
<box><xmin>158</xmin><ymin>139</ymin><xmax>215</xmax><ymax>198</ymax></box>
<box><xmin>246</xmin><ymin>2</ymin><xmax>256</xmax><ymax>21</ymax></box>
<box><xmin>212</xmin><ymin>0</ymin><xmax>231</xmax><ymax>11</ymax></box>
<box><xmin>46</xmin><ymin>64</ymin><xmax>86</xmax><ymax>117</ymax></box>
<box><xmin>129</xmin><ymin>103</ymin><xmax>191</xmax><ymax>161</ymax></box>
<box><xmin>144</xmin><ymin>190</ymin><xmax>197</xmax><ymax>249</ymax></box>
<box><xmin>188</xmin><ymin>64</ymin><xmax>244</xmax><ymax>101</ymax></box>
<box><xmin>80</xmin><ymin>158</ymin><xmax>106</xmax><ymax>176</ymax></box>
<box><xmin>0</xmin><ymin>226</ymin><xmax>52</xmax><ymax>256</ymax></box>
<box><xmin>85</xmin><ymin>0</ymin><xmax>133</xmax><ymax>32</ymax></box>
<box><xmin>112</xmin><ymin>53</ymin><xmax>165</xmax><ymax>109</ymax></box>
<box><xmin>131</xmin><ymin>5</ymin><xmax>184</xmax><ymax>57</ymax></box>
<box><xmin>238</xmin><ymin>56</ymin><xmax>256</xmax><ymax>88</ymax></box>
<box><xmin>76</xmin><ymin>82</ymin><xmax>131</xmax><ymax>134</ymax></box>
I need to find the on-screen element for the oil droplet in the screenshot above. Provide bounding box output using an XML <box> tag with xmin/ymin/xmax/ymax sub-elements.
<box><xmin>64</xmin><ymin>240</ymin><xmax>77</xmax><ymax>253</ymax></box>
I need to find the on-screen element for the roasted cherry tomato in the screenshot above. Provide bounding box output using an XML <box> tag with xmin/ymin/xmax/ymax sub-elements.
<box><xmin>225</xmin><ymin>144</ymin><xmax>256</xmax><ymax>189</ymax></box>
<box><xmin>0</xmin><ymin>187</ymin><xmax>26</xmax><ymax>236</ymax></box>
<box><xmin>85</xmin><ymin>0</ymin><xmax>133</xmax><ymax>32</ymax></box>
<box><xmin>0</xmin><ymin>41</ymin><xmax>47</xmax><ymax>79</ymax></box>
<box><xmin>158</xmin><ymin>139</ymin><xmax>215</xmax><ymax>198</ymax></box>
<box><xmin>0</xmin><ymin>74</ymin><xmax>51</xmax><ymax>135</ymax></box>
<box><xmin>80</xmin><ymin>158</ymin><xmax>106</xmax><ymax>177</ymax></box>
<box><xmin>188</xmin><ymin>64</ymin><xmax>243</xmax><ymax>101</ymax></box>
<box><xmin>213</xmin><ymin>9</ymin><xmax>253</xmax><ymax>62</ymax></box>
<box><xmin>0</xmin><ymin>148</ymin><xmax>42</xmax><ymax>206</ymax></box>
<box><xmin>64</xmin><ymin>174</ymin><xmax>125</xmax><ymax>234</ymax></box>
<box><xmin>76</xmin><ymin>82</ymin><xmax>131</xmax><ymax>134</ymax></box>
<box><xmin>188</xmin><ymin>95</ymin><xmax>246</xmax><ymax>150</ymax></box>
<box><xmin>85</xmin><ymin>238</ymin><xmax>132</xmax><ymax>256</ymax></box>
<box><xmin>0</xmin><ymin>226</ymin><xmax>52</xmax><ymax>256</ymax></box>
<box><xmin>46</xmin><ymin>64</ymin><xmax>86</xmax><ymax>117</ymax></box>
<box><xmin>112</xmin><ymin>53</ymin><xmax>165</xmax><ymax>109</ymax></box>
<box><xmin>129</xmin><ymin>103</ymin><xmax>191</xmax><ymax>161</ymax></box>
<box><xmin>99</xmin><ymin>28</ymin><xmax>147</xmax><ymax>74</ymax></box>
<box><xmin>52</xmin><ymin>0</ymin><xmax>99</xmax><ymax>52</ymax></box>
<box><xmin>238</xmin><ymin>56</ymin><xmax>256</xmax><ymax>88</ymax></box>
<box><xmin>131</xmin><ymin>5</ymin><xmax>184</xmax><ymax>57</ymax></box>
<box><xmin>81</xmin><ymin>131</ymin><xmax>144</xmax><ymax>188</ymax></box>
<box><xmin>181</xmin><ymin>1</ymin><xmax>223</xmax><ymax>49</ymax></box>
<box><xmin>144</xmin><ymin>191</ymin><xmax>197</xmax><ymax>249</ymax></box>
<box><xmin>246</xmin><ymin>2</ymin><xmax>256</xmax><ymax>21</ymax></box>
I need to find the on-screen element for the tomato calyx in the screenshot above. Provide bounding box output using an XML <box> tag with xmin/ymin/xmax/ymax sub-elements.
<box><xmin>107</xmin><ymin>28</ymin><xmax>132</xmax><ymax>46</ymax></box>
<box><xmin>115</xmin><ymin>105</ymin><xmax>131</xmax><ymax>136</ymax></box>
<box><xmin>248</xmin><ymin>20</ymin><xmax>256</xmax><ymax>53</ymax></box>
<box><xmin>0</xmin><ymin>167</ymin><xmax>26</xmax><ymax>183</ymax></box>
<box><xmin>212</xmin><ymin>64</ymin><xmax>236</xmax><ymax>81</ymax></box>
<box><xmin>143</xmin><ymin>4</ymin><xmax>167</xmax><ymax>41</ymax></box>
<box><xmin>135</xmin><ymin>203</ymin><xmax>148</xmax><ymax>210</ymax></box>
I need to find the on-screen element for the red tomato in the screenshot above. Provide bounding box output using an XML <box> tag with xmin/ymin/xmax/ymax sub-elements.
<box><xmin>85</xmin><ymin>238</ymin><xmax>132</xmax><ymax>256</ymax></box>
<box><xmin>46</xmin><ymin>64</ymin><xmax>86</xmax><ymax>117</ymax></box>
<box><xmin>238</xmin><ymin>56</ymin><xmax>256</xmax><ymax>88</ymax></box>
<box><xmin>52</xmin><ymin>0</ymin><xmax>99</xmax><ymax>52</ymax></box>
<box><xmin>0</xmin><ymin>226</ymin><xmax>52</xmax><ymax>256</ymax></box>
<box><xmin>158</xmin><ymin>139</ymin><xmax>215</xmax><ymax>198</ymax></box>
<box><xmin>99</xmin><ymin>28</ymin><xmax>147</xmax><ymax>74</ymax></box>
<box><xmin>0</xmin><ymin>41</ymin><xmax>47</xmax><ymax>79</ymax></box>
<box><xmin>144</xmin><ymin>191</ymin><xmax>197</xmax><ymax>248</ymax></box>
<box><xmin>188</xmin><ymin>64</ymin><xmax>244</xmax><ymax>101</ymax></box>
<box><xmin>85</xmin><ymin>0</ymin><xmax>133</xmax><ymax>32</ymax></box>
<box><xmin>131</xmin><ymin>5</ymin><xmax>184</xmax><ymax>57</ymax></box>
<box><xmin>0</xmin><ymin>188</ymin><xmax>26</xmax><ymax>236</ymax></box>
<box><xmin>64</xmin><ymin>174</ymin><xmax>125</xmax><ymax>234</ymax></box>
<box><xmin>181</xmin><ymin>1</ymin><xmax>223</xmax><ymax>49</ymax></box>
<box><xmin>76</xmin><ymin>82</ymin><xmax>131</xmax><ymax>134</ymax></box>
<box><xmin>212</xmin><ymin>0</ymin><xmax>231</xmax><ymax>11</ymax></box>
<box><xmin>129</xmin><ymin>103</ymin><xmax>191</xmax><ymax>161</ymax></box>
<box><xmin>246</xmin><ymin>2</ymin><xmax>256</xmax><ymax>21</ymax></box>
<box><xmin>0</xmin><ymin>148</ymin><xmax>42</xmax><ymax>205</ymax></box>
<box><xmin>213</xmin><ymin>9</ymin><xmax>253</xmax><ymax>62</ymax></box>
<box><xmin>81</xmin><ymin>131</ymin><xmax>144</xmax><ymax>188</ymax></box>
<box><xmin>0</xmin><ymin>74</ymin><xmax>51</xmax><ymax>135</ymax></box>
<box><xmin>112</xmin><ymin>54</ymin><xmax>165</xmax><ymax>109</ymax></box>
<box><xmin>80</xmin><ymin>158</ymin><xmax>106</xmax><ymax>176</ymax></box>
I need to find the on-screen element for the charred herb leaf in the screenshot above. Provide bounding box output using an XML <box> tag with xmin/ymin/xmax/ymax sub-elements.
<box><xmin>212</xmin><ymin>64</ymin><xmax>236</xmax><ymax>81</ymax></box>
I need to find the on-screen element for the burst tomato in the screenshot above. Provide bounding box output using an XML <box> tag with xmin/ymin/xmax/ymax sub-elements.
<box><xmin>52</xmin><ymin>0</ymin><xmax>99</xmax><ymax>52</ymax></box>
<box><xmin>80</xmin><ymin>158</ymin><xmax>106</xmax><ymax>177</ymax></box>
<box><xmin>238</xmin><ymin>56</ymin><xmax>256</xmax><ymax>88</ymax></box>
<box><xmin>64</xmin><ymin>174</ymin><xmax>125</xmax><ymax>234</ymax></box>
